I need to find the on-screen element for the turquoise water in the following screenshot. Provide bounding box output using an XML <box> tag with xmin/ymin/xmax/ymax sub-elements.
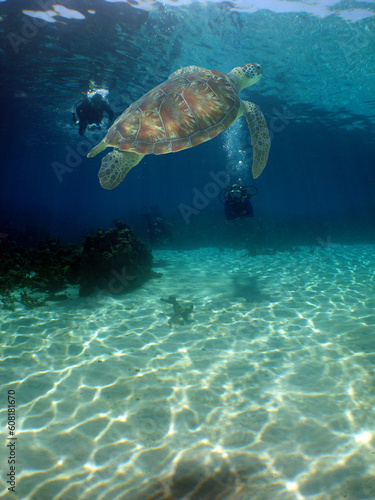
<box><xmin>1</xmin><ymin>245</ymin><xmax>374</xmax><ymax>499</ymax></box>
<box><xmin>1</xmin><ymin>0</ymin><xmax>375</xmax><ymax>498</ymax></box>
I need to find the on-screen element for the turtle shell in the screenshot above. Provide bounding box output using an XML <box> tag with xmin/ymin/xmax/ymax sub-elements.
<box><xmin>104</xmin><ymin>67</ymin><xmax>240</xmax><ymax>155</ymax></box>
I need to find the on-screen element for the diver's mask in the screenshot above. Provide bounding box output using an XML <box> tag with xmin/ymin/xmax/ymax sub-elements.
<box><xmin>230</xmin><ymin>188</ymin><xmax>242</xmax><ymax>200</ymax></box>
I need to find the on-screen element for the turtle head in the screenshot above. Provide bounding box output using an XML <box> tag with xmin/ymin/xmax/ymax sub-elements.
<box><xmin>228</xmin><ymin>63</ymin><xmax>263</xmax><ymax>92</ymax></box>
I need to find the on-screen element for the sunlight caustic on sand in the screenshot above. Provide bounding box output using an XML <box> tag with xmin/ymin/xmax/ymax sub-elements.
<box><xmin>1</xmin><ymin>245</ymin><xmax>375</xmax><ymax>499</ymax></box>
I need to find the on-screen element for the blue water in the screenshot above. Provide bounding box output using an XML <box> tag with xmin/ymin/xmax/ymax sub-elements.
<box><xmin>1</xmin><ymin>0</ymin><xmax>374</xmax><ymax>242</ymax></box>
<box><xmin>1</xmin><ymin>1</ymin><xmax>375</xmax><ymax>499</ymax></box>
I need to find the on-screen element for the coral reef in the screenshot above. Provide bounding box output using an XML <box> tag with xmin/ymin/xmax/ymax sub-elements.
<box><xmin>0</xmin><ymin>237</ymin><xmax>81</xmax><ymax>293</ymax></box>
<box><xmin>0</xmin><ymin>221</ymin><xmax>154</xmax><ymax>306</ymax></box>
<box><xmin>0</xmin><ymin>289</ymin><xmax>47</xmax><ymax>310</ymax></box>
<box><xmin>0</xmin><ymin>235</ymin><xmax>81</xmax><ymax>309</ymax></box>
<box><xmin>19</xmin><ymin>291</ymin><xmax>46</xmax><ymax>309</ymax></box>
<box><xmin>79</xmin><ymin>222</ymin><xmax>153</xmax><ymax>297</ymax></box>
<box><xmin>161</xmin><ymin>296</ymin><xmax>194</xmax><ymax>326</ymax></box>
<box><xmin>0</xmin><ymin>289</ymin><xmax>16</xmax><ymax>311</ymax></box>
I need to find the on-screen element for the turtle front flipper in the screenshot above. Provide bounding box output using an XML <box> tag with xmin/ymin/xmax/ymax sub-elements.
<box><xmin>242</xmin><ymin>101</ymin><xmax>271</xmax><ymax>179</ymax></box>
<box><xmin>98</xmin><ymin>150</ymin><xmax>144</xmax><ymax>189</ymax></box>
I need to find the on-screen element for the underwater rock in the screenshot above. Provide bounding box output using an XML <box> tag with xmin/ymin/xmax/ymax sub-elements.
<box><xmin>79</xmin><ymin>224</ymin><xmax>153</xmax><ymax>297</ymax></box>
<box><xmin>161</xmin><ymin>295</ymin><xmax>194</xmax><ymax>326</ymax></box>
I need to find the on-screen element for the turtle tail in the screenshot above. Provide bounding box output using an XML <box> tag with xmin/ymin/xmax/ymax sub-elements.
<box><xmin>87</xmin><ymin>140</ymin><xmax>108</xmax><ymax>158</ymax></box>
<box><xmin>243</xmin><ymin>101</ymin><xmax>271</xmax><ymax>179</ymax></box>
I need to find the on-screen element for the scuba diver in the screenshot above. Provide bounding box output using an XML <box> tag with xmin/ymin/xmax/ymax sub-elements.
<box><xmin>73</xmin><ymin>84</ymin><xmax>114</xmax><ymax>136</ymax></box>
<box><xmin>141</xmin><ymin>210</ymin><xmax>174</xmax><ymax>246</ymax></box>
<box><xmin>220</xmin><ymin>184</ymin><xmax>257</xmax><ymax>221</ymax></box>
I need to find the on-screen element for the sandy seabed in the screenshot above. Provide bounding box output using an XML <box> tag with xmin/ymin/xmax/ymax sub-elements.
<box><xmin>1</xmin><ymin>245</ymin><xmax>375</xmax><ymax>500</ymax></box>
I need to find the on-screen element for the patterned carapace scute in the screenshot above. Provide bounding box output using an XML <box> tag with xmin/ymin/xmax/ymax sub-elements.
<box><xmin>105</xmin><ymin>67</ymin><xmax>240</xmax><ymax>155</ymax></box>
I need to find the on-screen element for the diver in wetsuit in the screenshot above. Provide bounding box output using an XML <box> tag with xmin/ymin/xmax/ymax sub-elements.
<box><xmin>142</xmin><ymin>213</ymin><xmax>174</xmax><ymax>245</ymax></box>
<box><xmin>223</xmin><ymin>184</ymin><xmax>254</xmax><ymax>221</ymax></box>
<box><xmin>73</xmin><ymin>88</ymin><xmax>114</xmax><ymax>136</ymax></box>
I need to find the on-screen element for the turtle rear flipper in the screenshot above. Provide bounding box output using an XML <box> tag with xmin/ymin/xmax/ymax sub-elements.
<box><xmin>98</xmin><ymin>150</ymin><xmax>144</xmax><ymax>189</ymax></box>
<box><xmin>87</xmin><ymin>139</ymin><xmax>108</xmax><ymax>158</ymax></box>
<box><xmin>242</xmin><ymin>101</ymin><xmax>270</xmax><ymax>179</ymax></box>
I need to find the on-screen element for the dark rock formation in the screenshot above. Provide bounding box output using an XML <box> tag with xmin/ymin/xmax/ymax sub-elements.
<box><xmin>0</xmin><ymin>238</ymin><xmax>81</xmax><ymax>294</ymax></box>
<box><xmin>79</xmin><ymin>224</ymin><xmax>153</xmax><ymax>297</ymax></box>
<box><xmin>0</xmin><ymin>222</ymin><xmax>154</xmax><ymax>306</ymax></box>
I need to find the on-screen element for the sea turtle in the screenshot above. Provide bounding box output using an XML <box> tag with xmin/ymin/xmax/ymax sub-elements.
<box><xmin>87</xmin><ymin>63</ymin><xmax>271</xmax><ymax>189</ymax></box>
